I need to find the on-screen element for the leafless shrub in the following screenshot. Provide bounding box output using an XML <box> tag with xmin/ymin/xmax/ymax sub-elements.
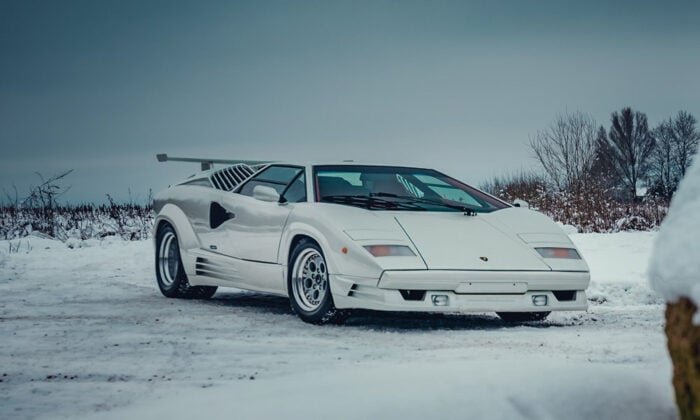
<box><xmin>485</xmin><ymin>175</ymin><xmax>669</xmax><ymax>233</ymax></box>
<box><xmin>14</xmin><ymin>170</ymin><xmax>73</xmax><ymax>238</ymax></box>
<box><xmin>480</xmin><ymin>172</ymin><xmax>547</xmax><ymax>204</ymax></box>
<box><xmin>0</xmin><ymin>171</ymin><xmax>154</xmax><ymax>241</ymax></box>
<box><xmin>8</xmin><ymin>240</ymin><xmax>21</xmax><ymax>254</ymax></box>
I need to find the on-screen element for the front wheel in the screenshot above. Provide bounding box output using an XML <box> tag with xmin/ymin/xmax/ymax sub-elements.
<box><xmin>497</xmin><ymin>312</ymin><xmax>550</xmax><ymax>322</ymax></box>
<box><xmin>288</xmin><ymin>240</ymin><xmax>346</xmax><ymax>324</ymax></box>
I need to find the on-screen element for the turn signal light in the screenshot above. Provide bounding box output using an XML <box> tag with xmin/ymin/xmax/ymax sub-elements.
<box><xmin>535</xmin><ymin>247</ymin><xmax>581</xmax><ymax>259</ymax></box>
<box><xmin>363</xmin><ymin>245</ymin><xmax>415</xmax><ymax>257</ymax></box>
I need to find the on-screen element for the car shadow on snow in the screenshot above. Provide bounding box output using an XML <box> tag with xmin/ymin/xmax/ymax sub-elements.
<box><xmin>207</xmin><ymin>291</ymin><xmax>570</xmax><ymax>331</ymax></box>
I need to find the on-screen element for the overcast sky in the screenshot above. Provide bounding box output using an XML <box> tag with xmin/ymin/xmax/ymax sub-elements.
<box><xmin>1</xmin><ymin>0</ymin><xmax>699</xmax><ymax>203</ymax></box>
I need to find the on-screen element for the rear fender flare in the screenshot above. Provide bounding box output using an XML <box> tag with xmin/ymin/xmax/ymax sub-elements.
<box><xmin>154</xmin><ymin>203</ymin><xmax>200</xmax><ymax>252</ymax></box>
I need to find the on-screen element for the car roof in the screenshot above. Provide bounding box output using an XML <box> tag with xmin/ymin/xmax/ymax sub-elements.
<box><xmin>177</xmin><ymin>161</ymin><xmax>439</xmax><ymax>186</ymax></box>
<box><xmin>267</xmin><ymin>161</ymin><xmax>436</xmax><ymax>170</ymax></box>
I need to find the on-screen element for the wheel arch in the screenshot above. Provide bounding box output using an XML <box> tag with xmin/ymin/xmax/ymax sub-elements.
<box><xmin>280</xmin><ymin>219</ymin><xmax>384</xmax><ymax>279</ymax></box>
<box><xmin>280</xmin><ymin>222</ymin><xmax>340</xmax><ymax>274</ymax></box>
<box><xmin>153</xmin><ymin>203</ymin><xmax>200</xmax><ymax>252</ymax></box>
<box><xmin>287</xmin><ymin>234</ymin><xmax>320</xmax><ymax>264</ymax></box>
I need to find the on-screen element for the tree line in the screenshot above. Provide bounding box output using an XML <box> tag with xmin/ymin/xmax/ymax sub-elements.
<box><xmin>529</xmin><ymin>107</ymin><xmax>699</xmax><ymax>201</ymax></box>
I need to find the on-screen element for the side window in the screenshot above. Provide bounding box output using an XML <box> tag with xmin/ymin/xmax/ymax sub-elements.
<box><xmin>282</xmin><ymin>172</ymin><xmax>307</xmax><ymax>203</ymax></box>
<box><xmin>239</xmin><ymin>166</ymin><xmax>302</xmax><ymax>197</ymax></box>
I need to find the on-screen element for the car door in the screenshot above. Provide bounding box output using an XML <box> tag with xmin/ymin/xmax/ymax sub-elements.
<box><xmin>202</xmin><ymin>165</ymin><xmax>306</xmax><ymax>263</ymax></box>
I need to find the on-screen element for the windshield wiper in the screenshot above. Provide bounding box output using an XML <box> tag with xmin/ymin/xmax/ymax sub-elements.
<box><xmin>321</xmin><ymin>195</ymin><xmax>426</xmax><ymax>211</ymax></box>
<box><xmin>370</xmin><ymin>192</ymin><xmax>478</xmax><ymax>215</ymax></box>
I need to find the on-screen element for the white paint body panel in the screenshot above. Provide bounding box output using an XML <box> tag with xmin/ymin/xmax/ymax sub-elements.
<box><xmin>153</xmin><ymin>163</ymin><xmax>590</xmax><ymax>314</ymax></box>
<box><xmin>394</xmin><ymin>213</ymin><xmax>551</xmax><ymax>270</ymax></box>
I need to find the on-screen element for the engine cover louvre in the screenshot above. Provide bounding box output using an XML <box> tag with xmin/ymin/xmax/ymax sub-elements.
<box><xmin>208</xmin><ymin>164</ymin><xmax>264</xmax><ymax>191</ymax></box>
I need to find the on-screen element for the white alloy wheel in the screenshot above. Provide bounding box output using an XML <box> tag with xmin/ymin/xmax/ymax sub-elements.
<box><xmin>291</xmin><ymin>248</ymin><xmax>329</xmax><ymax>311</ymax></box>
<box><xmin>158</xmin><ymin>230</ymin><xmax>179</xmax><ymax>288</ymax></box>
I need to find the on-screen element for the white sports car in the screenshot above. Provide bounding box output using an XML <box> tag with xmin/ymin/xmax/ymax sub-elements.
<box><xmin>153</xmin><ymin>155</ymin><xmax>590</xmax><ymax>324</ymax></box>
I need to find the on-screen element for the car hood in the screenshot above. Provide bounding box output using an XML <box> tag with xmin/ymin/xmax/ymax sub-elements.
<box><xmin>309</xmin><ymin>204</ymin><xmax>582</xmax><ymax>272</ymax></box>
<box><xmin>394</xmin><ymin>212</ymin><xmax>552</xmax><ymax>271</ymax></box>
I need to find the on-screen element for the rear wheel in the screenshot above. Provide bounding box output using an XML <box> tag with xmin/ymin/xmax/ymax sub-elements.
<box><xmin>288</xmin><ymin>239</ymin><xmax>346</xmax><ymax>324</ymax></box>
<box><xmin>156</xmin><ymin>224</ymin><xmax>217</xmax><ymax>299</ymax></box>
<box><xmin>497</xmin><ymin>312</ymin><xmax>550</xmax><ymax>322</ymax></box>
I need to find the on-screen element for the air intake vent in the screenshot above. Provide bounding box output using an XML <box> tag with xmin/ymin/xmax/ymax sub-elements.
<box><xmin>553</xmin><ymin>290</ymin><xmax>577</xmax><ymax>302</ymax></box>
<box><xmin>209</xmin><ymin>164</ymin><xmax>263</xmax><ymax>191</ymax></box>
<box><xmin>399</xmin><ymin>290</ymin><xmax>427</xmax><ymax>301</ymax></box>
<box><xmin>195</xmin><ymin>256</ymin><xmax>238</xmax><ymax>281</ymax></box>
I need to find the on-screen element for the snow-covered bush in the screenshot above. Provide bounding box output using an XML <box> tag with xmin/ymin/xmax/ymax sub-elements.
<box><xmin>483</xmin><ymin>174</ymin><xmax>669</xmax><ymax>233</ymax></box>
<box><xmin>0</xmin><ymin>203</ymin><xmax>154</xmax><ymax>241</ymax></box>
<box><xmin>1</xmin><ymin>170</ymin><xmax>154</xmax><ymax>241</ymax></box>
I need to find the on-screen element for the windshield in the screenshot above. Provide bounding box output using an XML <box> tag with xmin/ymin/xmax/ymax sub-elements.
<box><xmin>314</xmin><ymin>165</ymin><xmax>508</xmax><ymax>213</ymax></box>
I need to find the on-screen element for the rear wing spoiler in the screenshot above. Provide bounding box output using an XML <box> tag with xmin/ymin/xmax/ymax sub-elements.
<box><xmin>156</xmin><ymin>154</ymin><xmax>271</xmax><ymax>171</ymax></box>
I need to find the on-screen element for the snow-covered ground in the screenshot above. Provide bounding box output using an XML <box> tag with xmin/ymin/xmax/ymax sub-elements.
<box><xmin>0</xmin><ymin>232</ymin><xmax>676</xmax><ymax>419</ymax></box>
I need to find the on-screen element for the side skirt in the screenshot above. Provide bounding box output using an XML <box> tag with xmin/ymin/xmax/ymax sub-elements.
<box><xmin>182</xmin><ymin>248</ymin><xmax>287</xmax><ymax>297</ymax></box>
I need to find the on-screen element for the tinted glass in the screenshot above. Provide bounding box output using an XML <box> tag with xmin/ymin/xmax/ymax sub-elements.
<box><xmin>282</xmin><ymin>172</ymin><xmax>307</xmax><ymax>203</ymax></box>
<box><xmin>252</xmin><ymin>166</ymin><xmax>301</xmax><ymax>184</ymax></box>
<box><xmin>239</xmin><ymin>165</ymin><xmax>302</xmax><ymax>197</ymax></box>
<box><xmin>314</xmin><ymin>165</ymin><xmax>507</xmax><ymax>213</ymax></box>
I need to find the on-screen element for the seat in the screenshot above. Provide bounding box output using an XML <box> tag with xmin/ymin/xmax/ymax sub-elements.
<box><xmin>318</xmin><ymin>176</ymin><xmax>366</xmax><ymax>198</ymax></box>
<box><xmin>371</xmin><ymin>178</ymin><xmax>409</xmax><ymax>196</ymax></box>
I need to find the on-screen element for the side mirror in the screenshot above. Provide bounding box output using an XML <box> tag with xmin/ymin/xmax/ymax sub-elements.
<box><xmin>513</xmin><ymin>199</ymin><xmax>530</xmax><ymax>209</ymax></box>
<box><xmin>253</xmin><ymin>185</ymin><xmax>281</xmax><ymax>203</ymax></box>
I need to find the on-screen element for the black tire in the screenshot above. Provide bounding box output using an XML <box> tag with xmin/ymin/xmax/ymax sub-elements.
<box><xmin>288</xmin><ymin>239</ymin><xmax>347</xmax><ymax>325</ymax></box>
<box><xmin>155</xmin><ymin>224</ymin><xmax>217</xmax><ymax>299</ymax></box>
<box><xmin>497</xmin><ymin>311</ymin><xmax>551</xmax><ymax>322</ymax></box>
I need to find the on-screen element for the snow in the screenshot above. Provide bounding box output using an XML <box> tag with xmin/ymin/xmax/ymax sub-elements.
<box><xmin>555</xmin><ymin>221</ymin><xmax>579</xmax><ymax>234</ymax></box>
<box><xmin>573</xmin><ymin>231</ymin><xmax>663</xmax><ymax>307</ymax></box>
<box><xmin>0</xmin><ymin>232</ymin><xmax>676</xmax><ymax>419</ymax></box>
<box><xmin>91</xmin><ymin>361</ymin><xmax>673</xmax><ymax>420</ymax></box>
<box><xmin>649</xmin><ymin>157</ymin><xmax>700</xmax><ymax>306</ymax></box>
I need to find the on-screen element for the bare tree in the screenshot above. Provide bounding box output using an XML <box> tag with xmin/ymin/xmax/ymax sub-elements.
<box><xmin>529</xmin><ymin>111</ymin><xmax>599</xmax><ymax>192</ymax></box>
<box><xmin>597</xmin><ymin>107</ymin><xmax>655</xmax><ymax>201</ymax></box>
<box><xmin>649</xmin><ymin>119</ymin><xmax>676</xmax><ymax>199</ymax></box>
<box><xmin>590</xmin><ymin>126</ymin><xmax>620</xmax><ymax>194</ymax></box>
<box><xmin>671</xmin><ymin>110</ymin><xmax>700</xmax><ymax>178</ymax></box>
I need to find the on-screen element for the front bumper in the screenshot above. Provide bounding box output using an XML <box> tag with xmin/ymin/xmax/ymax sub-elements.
<box><xmin>330</xmin><ymin>270</ymin><xmax>590</xmax><ymax>313</ymax></box>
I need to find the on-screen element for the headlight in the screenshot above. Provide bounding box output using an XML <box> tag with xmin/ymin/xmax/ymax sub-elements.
<box><xmin>363</xmin><ymin>245</ymin><xmax>415</xmax><ymax>257</ymax></box>
<box><xmin>535</xmin><ymin>247</ymin><xmax>581</xmax><ymax>259</ymax></box>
